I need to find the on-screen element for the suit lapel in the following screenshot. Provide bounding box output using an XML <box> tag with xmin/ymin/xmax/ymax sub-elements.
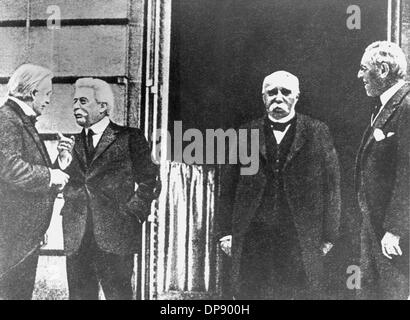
<box><xmin>372</xmin><ymin>84</ymin><xmax>410</xmax><ymax>129</ymax></box>
<box><xmin>90</xmin><ymin>122</ymin><xmax>120</xmax><ymax>165</ymax></box>
<box><xmin>361</xmin><ymin>83</ymin><xmax>410</xmax><ymax>156</ymax></box>
<box><xmin>354</xmin><ymin>123</ymin><xmax>372</xmax><ymax>192</ymax></box>
<box><xmin>257</xmin><ymin>114</ymin><xmax>306</xmax><ymax>170</ymax></box>
<box><xmin>284</xmin><ymin>114</ymin><xmax>307</xmax><ymax>169</ymax></box>
<box><xmin>74</xmin><ymin>130</ymin><xmax>88</xmax><ymax>167</ymax></box>
<box><xmin>256</xmin><ymin>118</ymin><xmax>267</xmax><ymax>162</ymax></box>
<box><xmin>7</xmin><ymin>99</ymin><xmax>52</xmax><ymax>166</ymax></box>
<box><xmin>355</xmin><ymin>124</ymin><xmax>372</xmax><ymax>166</ymax></box>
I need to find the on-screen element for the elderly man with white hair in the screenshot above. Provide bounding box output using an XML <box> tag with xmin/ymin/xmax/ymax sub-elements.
<box><xmin>217</xmin><ymin>70</ymin><xmax>341</xmax><ymax>299</ymax></box>
<box><xmin>0</xmin><ymin>64</ymin><xmax>69</xmax><ymax>299</ymax></box>
<box><xmin>56</xmin><ymin>78</ymin><xmax>159</xmax><ymax>300</ymax></box>
<box><xmin>356</xmin><ymin>41</ymin><xmax>410</xmax><ymax>299</ymax></box>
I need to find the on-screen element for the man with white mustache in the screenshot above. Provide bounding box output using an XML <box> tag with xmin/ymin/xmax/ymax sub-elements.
<box><xmin>57</xmin><ymin>78</ymin><xmax>159</xmax><ymax>300</ymax></box>
<box><xmin>218</xmin><ymin>70</ymin><xmax>341</xmax><ymax>299</ymax></box>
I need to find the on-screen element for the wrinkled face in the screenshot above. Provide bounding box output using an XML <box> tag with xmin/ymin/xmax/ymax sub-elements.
<box><xmin>262</xmin><ymin>76</ymin><xmax>299</xmax><ymax>120</ymax></box>
<box><xmin>73</xmin><ymin>87</ymin><xmax>107</xmax><ymax>127</ymax></box>
<box><xmin>31</xmin><ymin>76</ymin><xmax>52</xmax><ymax>116</ymax></box>
<box><xmin>357</xmin><ymin>52</ymin><xmax>386</xmax><ymax>97</ymax></box>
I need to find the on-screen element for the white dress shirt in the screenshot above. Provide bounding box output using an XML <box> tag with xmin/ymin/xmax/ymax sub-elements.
<box><xmin>85</xmin><ymin>116</ymin><xmax>110</xmax><ymax>147</ymax></box>
<box><xmin>8</xmin><ymin>96</ymin><xmax>37</xmax><ymax>117</ymax></box>
<box><xmin>59</xmin><ymin>116</ymin><xmax>110</xmax><ymax>169</ymax></box>
<box><xmin>8</xmin><ymin>97</ymin><xmax>59</xmax><ymax>187</ymax></box>
<box><xmin>371</xmin><ymin>80</ymin><xmax>406</xmax><ymax>126</ymax></box>
<box><xmin>268</xmin><ymin>109</ymin><xmax>296</xmax><ymax>144</ymax></box>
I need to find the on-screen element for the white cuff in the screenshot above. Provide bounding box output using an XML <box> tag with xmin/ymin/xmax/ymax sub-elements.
<box><xmin>219</xmin><ymin>235</ymin><xmax>232</xmax><ymax>242</ymax></box>
<box><xmin>58</xmin><ymin>153</ymin><xmax>72</xmax><ymax>170</ymax></box>
<box><xmin>48</xmin><ymin>168</ymin><xmax>53</xmax><ymax>187</ymax></box>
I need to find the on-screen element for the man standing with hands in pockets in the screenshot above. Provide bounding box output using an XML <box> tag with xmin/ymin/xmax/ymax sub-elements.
<box><xmin>57</xmin><ymin>78</ymin><xmax>159</xmax><ymax>300</ymax></box>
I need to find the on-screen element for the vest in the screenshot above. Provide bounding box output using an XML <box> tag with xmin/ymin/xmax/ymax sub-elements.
<box><xmin>252</xmin><ymin>117</ymin><xmax>297</xmax><ymax>228</ymax></box>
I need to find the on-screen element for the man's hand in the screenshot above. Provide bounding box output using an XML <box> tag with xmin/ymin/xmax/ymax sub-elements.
<box><xmin>381</xmin><ymin>231</ymin><xmax>402</xmax><ymax>259</ymax></box>
<box><xmin>219</xmin><ymin>235</ymin><xmax>232</xmax><ymax>257</ymax></box>
<box><xmin>57</xmin><ymin>132</ymin><xmax>75</xmax><ymax>168</ymax></box>
<box><xmin>57</xmin><ymin>132</ymin><xmax>75</xmax><ymax>154</ymax></box>
<box><xmin>321</xmin><ymin>242</ymin><xmax>333</xmax><ymax>256</ymax></box>
<box><xmin>124</xmin><ymin>198</ymin><xmax>151</xmax><ymax>223</ymax></box>
<box><xmin>49</xmin><ymin>168</ymin><xmax>70</xmax><ymax>190</ymax></box>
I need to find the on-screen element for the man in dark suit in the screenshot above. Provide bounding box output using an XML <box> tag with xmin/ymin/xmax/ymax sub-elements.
<box><xmin>356</xmin><ymin>41</ymin><xmax>409</xmax><ymax>300</ymax></box>
<box><xmin>57</xmin><ymin>77</ymin><xmax>159</xmax><ymax>300</ymax></box>
<box><xmin>217</xmin><ymin>70</ymin><xmax>341</xmax><ymax>299</ymax></box>
<box><xmin>0</xmin><ymin>64</ymin><xmax>70</xmax><ymax>300</ymax></box>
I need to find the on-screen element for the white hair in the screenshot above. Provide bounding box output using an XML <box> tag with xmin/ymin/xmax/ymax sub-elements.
<box><xmin>7</xmin><ymin>64</ymin><xmax>53</xmax><ymax>101</ymax></box>
<box><xmin>364</xmin><ymin>41</ymin><xmax>407</xmax><ymax>80</ymax></box>
<box><xmin>74</xmin><ymin>78</ymin><xmax>114</xmax><ymax>114</ymax></box>
<box><xmin>262</xmin><ymin>70</ymin><xmax>300</xmax><ymax>94</ymax></box>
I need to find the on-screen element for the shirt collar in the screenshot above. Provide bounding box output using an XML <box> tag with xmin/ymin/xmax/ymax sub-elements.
<box><xmin>380</xmin><ymin>79</ymin><xmax>406</xmax><ymax>106</ymax></box>
<box><xmin>8</xmin><ymin>96</ymin><xmax>37</xmax><ymax>117</ymax></box>
<box><xmin>85</xmin><ymin>116</ymin><xmax>110</xmax><ymax>135</ymax></box>
<box><xmin>268</xmin><ymin>108</ymin><xmax>296</xmax><ymax>123</ymax></box>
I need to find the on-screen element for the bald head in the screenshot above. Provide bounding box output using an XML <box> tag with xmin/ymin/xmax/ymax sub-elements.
<box><xmin>262</xmin><ymin>71</ymin><xmax>300</xmax><ymax>94</ymax></box>
<box><xmin>262</xmin><ymin>71</ymin><xmax>300</xmax><ymax>120</ymax></box>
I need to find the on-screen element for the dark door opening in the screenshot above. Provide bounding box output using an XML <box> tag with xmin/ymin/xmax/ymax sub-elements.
<box><xmin>168</xmin><ymin>0</ymin><xmax>387</xmax><ymax>299</ymax></box>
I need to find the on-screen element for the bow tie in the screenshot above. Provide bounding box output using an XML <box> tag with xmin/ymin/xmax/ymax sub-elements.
<box><xmin>268</xmin><ymin>117</ymin><xmax>296</xmax><ymax>132</ymax></box>
<box><xmin>28</xmin><ymin>115</ymin><xmax>38</xmax><ymax>125</ymax></box>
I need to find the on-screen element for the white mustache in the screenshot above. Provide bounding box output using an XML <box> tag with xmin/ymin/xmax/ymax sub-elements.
<box><xmin>269</xmin><ymin>104</ymin><xmax>287</xmax><ymax>112</ymax></box>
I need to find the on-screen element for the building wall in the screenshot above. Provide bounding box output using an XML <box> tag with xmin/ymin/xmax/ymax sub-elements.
<box><xmin>0</xmin><ymin>0</ymin><xmax>147</xmax><ymax>300</ymax></box>
<box><xmin>0</xmin><ymin>0</ymin><xmax>144</xmax><ymax>132</ymax></box>
<box><xmin>402</xmin><ymin>0</ymin><xmax>410</xmax><ymax>77</ymax></box>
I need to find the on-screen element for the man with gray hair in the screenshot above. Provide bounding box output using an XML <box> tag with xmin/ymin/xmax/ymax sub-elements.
<box><xmin>57</xmin><ymin>77</ymin><xmax>159</xmax><ymax>299</ymax></box>
<box><xmin>217</xmin><ymin>70</ymin><xmax>341</xmax><ymax>299</ymax></box>
<box><xmin>0</xmin><ymin>64</ymin><xmax>69</xmax><ymax>299</ymax></box>
<box><xmin>356</xmin><ymin>41</ymin><xmax>409</xmax><ymax>299</ymax></box>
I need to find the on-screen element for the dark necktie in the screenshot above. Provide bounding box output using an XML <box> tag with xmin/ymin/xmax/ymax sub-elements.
<box><xmin>371</xmin><ymin>97</ymin><xmax>383</xmax><ymax>124</ymax></box>
<box><xmin>28</xmin><ymin>115</ymin><xmax>37</xmax><ymax>125</ymax></box>
<box><xmin>86</xmin><ymin>129</ymin><xmax>95</xmax><ymax>162</ymax></box>
<box><xmin>269</xmin><ymin>117</ymin><xmax>296</xmax><ymax>132</ymax></box>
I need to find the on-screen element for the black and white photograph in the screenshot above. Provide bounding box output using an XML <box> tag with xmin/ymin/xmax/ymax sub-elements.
<box><xmin>0</xmin><ymin>0</ymin><xmax>409</xmax><ymax>304</ymax></box>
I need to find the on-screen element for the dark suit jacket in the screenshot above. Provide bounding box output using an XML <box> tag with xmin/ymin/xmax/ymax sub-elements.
<box><xmin>0</xmin><ymin>99</ymin><xmax>54</xmax><ymax>278</ymax></box>
<box><xmin>356</xmin><ymin>83</ymin><xmax>410</xmax><ymax>299</ymax></box>
<box><xmin>217</xmin><ymin>113</ymin><xmax>341</xmax><ymax>296</ymax></box>
<box><xmin>61</xmin><ymin>121</ymin><xmax>159</xmax><ymax>256</ymax></box>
